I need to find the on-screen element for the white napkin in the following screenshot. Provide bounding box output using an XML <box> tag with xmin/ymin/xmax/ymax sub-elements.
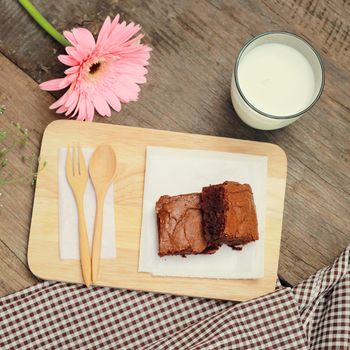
<box><xmin>58</xmin><ymin>148</ymin><xmax>116</xmax><ymax>260</ymax></box>
<box><xmin>139</xmin><ymin>146</ymin><xmax>267</xmax><ymax>279</ymax></box>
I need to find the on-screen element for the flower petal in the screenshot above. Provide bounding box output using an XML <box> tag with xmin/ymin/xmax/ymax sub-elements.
<box><xmin>65</xmin><ymin>101</ymin><xmax>78</xmax><ymax>116</ymax></box>
<box><xmin>72</xmin><ymin>28</ymin><xmax>96</xmax><ymax>54</ymax></box>
<box><xmin>96</xmin><ymin>16</ymin><xmax>112</xmax><ymax>48</ymax></box>
<box><xmin>107</xmin><ymin>22</ymin><xmax>141</xmax><ymax>48</ymax></box>
<box><xmin>63</xmin><ymin>31</ymin><xmax>78</xmax><ymax>46</ymax></box>
<box><xmin>56</xmin><ymin>105</ymin><xmax>68</xmax><ymax>114</ymax></box>
<box><xmin>58</xmin><ymin>54</ymin><xmax>78</xmax><ymax>66</ymax></box>
<box><xmin>77</xmin><ymin>95</ymin><xmax>87</xmax><ymax>121</ymax></box>
<box><xmin>64</xmin><ymin>90</ymin><xmax>79</xmax><ymax>115</ymax></box>
<box><xmin>104</xmin><ymin>90</ymin><xmax>121</xmax><ymax>112</ymax></box>
<box><xmin>92</xmin><ymin>94</ymin><xmax>111</xmax><ymax>117</ymax></box>
<box><xmin>114</xmin><ymin>81</ymin><xmax>139</xmax><ymax>103</ymax></box>
<box><xmin>64</xmin><ymin>89</ymin><xmax>79</xmax><ymax>107</ymax></box>
<box><xmin>67</xmin><ymin>73</ymin><xmax>79</xmax><ymax>83</ymax></box>
<box><xmin>49</xmin><ymin>98</ymin><xmax>64</xmax><ymax>110</ymax></box>
<box><xmin>48</xmin><ymin>90</ymin><xmax>70</xmax><ymax>110</ymax></box>
<box><xmin>40</xmin><ymin>77</ymin><xmax>70</xmax><ymax>91</ymax></box>
<box><xmin>64</xmin><ymin>66</ymin><xmax>80</xmax><ymax>75</ymax></box>
<box><xmin>65</xmin><ymin>47</ymin><xmax>83</xmax><ymax>62</ymax></box>
<box><xmin>86</xmin><ymin>97</ymin><xmax>95</xmax><ymax>121</ymax></box>
<box><xmin>110</xmin><ymin>15</ymin><xmax>121</xmax><ymax>33</ymax></box>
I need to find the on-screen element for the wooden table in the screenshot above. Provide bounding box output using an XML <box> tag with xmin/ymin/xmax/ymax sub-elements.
<box><xmin>0</xmin><ymin>0</ymin><xmax>349</xmax><ymax>297</ymax></box>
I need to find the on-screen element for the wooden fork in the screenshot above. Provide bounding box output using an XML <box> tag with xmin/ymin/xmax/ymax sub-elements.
<box><xmin>66</xmin><ymin>144</ymin><xmax>91</xmax><ymax>287</ymax></box>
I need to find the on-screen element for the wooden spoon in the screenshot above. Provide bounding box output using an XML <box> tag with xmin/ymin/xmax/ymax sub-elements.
<box><xmin>89</xmin><ymin>144</ymin><xmax>117</xmax><ymax>283</ymax></box>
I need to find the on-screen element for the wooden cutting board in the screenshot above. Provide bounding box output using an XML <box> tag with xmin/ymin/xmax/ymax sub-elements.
<box><xmin>28</xmin><ymin>120</ymin><xmax>287</xmax><ymax>301</ymax></box>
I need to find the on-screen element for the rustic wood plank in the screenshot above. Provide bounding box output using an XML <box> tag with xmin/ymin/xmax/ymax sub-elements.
<box><xmin>0</xmin><ymin>240</ymin><xmax>37</xmax><ymax>296</ymax></box>
<box><xmin>0</xmin><ymin>54</ymin><xmax>57</xmax><ymax>296</ymax></box>
<box><xmin>0</xmin><ymin>0</ymin><xmax>349</xmax><ymax>290</ymax></box>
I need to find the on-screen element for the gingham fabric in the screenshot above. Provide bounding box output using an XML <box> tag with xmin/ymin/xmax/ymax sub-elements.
<box><xmin>1</xmin><ymin>244</ymin><xmax>349</xmax><ymax>349</ymax></box>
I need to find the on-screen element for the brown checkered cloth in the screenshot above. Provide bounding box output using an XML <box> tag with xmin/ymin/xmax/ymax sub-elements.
<box><xmin>1</xmin><ymin>244</ymin><xmax>349</xmax><ymax>349</ymax></box>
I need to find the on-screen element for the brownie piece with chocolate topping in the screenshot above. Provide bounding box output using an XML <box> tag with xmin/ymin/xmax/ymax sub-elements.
<box><xmin>156</xmin><ymin>193</ymin><xmax>217</xmax><ymax>256</ymax></box>
<box><xmin>201</xmin><ymin>181</ymin><xmax>259</xmax><ymax>249</ymax></box>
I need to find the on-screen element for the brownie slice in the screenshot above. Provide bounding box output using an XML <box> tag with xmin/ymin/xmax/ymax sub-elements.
<box><xmin>156</xmin><ymin>193</ymin><xmax>217</xmax><ymax>256</ymax></box>
<box><xmin>201</xmin><ymin>181</ymin><xmax>259</xmax><ymax>249</ymax></box>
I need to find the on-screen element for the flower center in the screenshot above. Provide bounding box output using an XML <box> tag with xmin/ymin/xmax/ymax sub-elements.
<box><xmin>88</xmin><ymin>62</ymin><xmax>101</xmax><ymax>74</ymax></box>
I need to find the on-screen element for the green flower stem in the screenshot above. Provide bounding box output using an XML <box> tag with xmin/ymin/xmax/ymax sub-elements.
<box><xmin>18</xmin><ymin>0</ymin><xmax>70</xmax><ymax>47</ymax></box>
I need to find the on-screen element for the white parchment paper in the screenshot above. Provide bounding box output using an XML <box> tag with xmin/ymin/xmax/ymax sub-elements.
<box><xmin>138</xmin><ymin>146</ymin><xmax>267</xmax><ymax>279</ymax></box>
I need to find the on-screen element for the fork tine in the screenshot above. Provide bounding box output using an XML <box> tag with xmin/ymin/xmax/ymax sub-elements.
<box><xmin>73</xmin><ymin>143</ymin><xmax>79</xmax><ymax>176</ymax></box>
<box><xmin>77</xmin><ymin>144</ymin><xmax>87</xmax><ymax>176</ymax></box>
<box><xmin>66</xmin><ymin>145</ymin><xmax>73</xmax><ymax>178</ymax></box>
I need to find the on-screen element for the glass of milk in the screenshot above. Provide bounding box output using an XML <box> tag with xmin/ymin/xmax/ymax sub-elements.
<box><xmin>231</xmin><ymin>32</ymin><xmax>324</xmax><ymax>130</ymax></box>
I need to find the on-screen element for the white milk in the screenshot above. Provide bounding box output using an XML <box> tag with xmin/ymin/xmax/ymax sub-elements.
<box><xmin>231</xmin><ymin>33</ymin><xmax>324</xmax><ymax>130</ymax></box>
<box><xmin>237</xmin><ymin>43</ymin><xmax>315</xmax><ymax>117</ymax></box>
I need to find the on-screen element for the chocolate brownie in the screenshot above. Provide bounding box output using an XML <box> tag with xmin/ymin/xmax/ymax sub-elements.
<box><xmin>201</xmin><ymin>181</ymin><xmax>258</xmax><ymax>249</ymax></box>
<box><xmin>156</xmin><ymin>193</ymin><xmax>217</xmax><ymax>256</ymax></box>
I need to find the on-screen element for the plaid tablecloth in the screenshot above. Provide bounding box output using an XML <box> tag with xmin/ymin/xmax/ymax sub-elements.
<box><xmin>1</xmin><ymin>244</ymin><xmax>349</xmax><ymax>349</ymax></box>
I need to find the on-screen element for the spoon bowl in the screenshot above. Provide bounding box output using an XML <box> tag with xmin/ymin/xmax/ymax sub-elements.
<box><xmin>89</xmin><ymin>144</ymin><xmax>117</xmax><ymax>191</ymax></box>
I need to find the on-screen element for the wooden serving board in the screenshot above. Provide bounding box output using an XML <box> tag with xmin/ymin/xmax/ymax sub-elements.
<box><xmin>28</xmin><ymin>120</ymin><xmax>287</xmax><ymax>301</ymax></box>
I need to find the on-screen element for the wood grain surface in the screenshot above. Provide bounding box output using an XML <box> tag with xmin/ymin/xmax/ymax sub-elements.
<box><xmin>0</xmin><ymin>54</ymin><xmax>56</xmax><ymax>296</ymax></box>
<box><xmin>28</xmin><ymin>120</ymin><xmax>286</xmax><ymax>301</ymax></box>
<box><xmin>1</xmin><ymin>0</ymin><xmax>349</xmax><ymax>296</ymax></box>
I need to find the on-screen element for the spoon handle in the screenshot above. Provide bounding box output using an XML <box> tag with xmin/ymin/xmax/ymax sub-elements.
<box><xmin>91</xmin><ymin>195</ymin><xmax>104</xmax><ymax>283</ymax></box>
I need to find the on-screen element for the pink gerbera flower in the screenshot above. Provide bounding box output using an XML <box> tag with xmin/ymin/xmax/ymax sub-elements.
<box><xmin>40</xmin><ymin>15</ymin><xmax>151</xmax><ymax>121</ymax></box>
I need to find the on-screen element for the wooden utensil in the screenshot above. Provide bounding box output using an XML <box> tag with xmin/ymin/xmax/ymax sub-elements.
<box><xmin>65</xmin><ymin>144</ymin><xmax>91</xmax><ymax>287</ymax></box>
<box><xmin>89</xmin><ymin>144</ymin><xmax>117</xmax><ymax>283</ymax></box>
